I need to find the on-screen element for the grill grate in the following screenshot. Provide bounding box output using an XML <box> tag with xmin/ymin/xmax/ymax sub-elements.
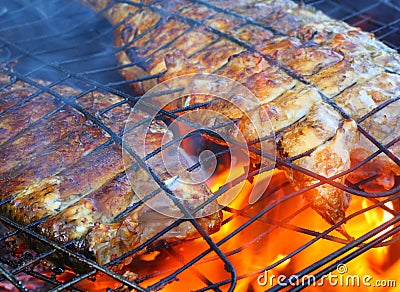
<box><xmin>0</xmin><ymin>0</ymin><xmax>399</xmax><ymax>291</ymax></box>
<box><xmin>302</xmin><ymin>0</ymin><xmax>400</xmax><ymax>51</ymax></box>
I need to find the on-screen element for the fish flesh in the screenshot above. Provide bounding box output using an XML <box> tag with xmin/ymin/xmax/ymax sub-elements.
<box><xmin>81</xmin><ymin>0</ymin><xmax>400</xmax><ymax>234</ymax></box>
<box><xmin>0</xmin><ymin>73</ymin><xmax>221</xmax><ymax>266</ymax></box>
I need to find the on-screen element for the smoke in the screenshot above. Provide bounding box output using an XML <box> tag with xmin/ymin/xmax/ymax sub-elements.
<box><xmin>0</xmin><ymin>0</ymin><xmax>132</xmax><ymax>92</ymax></box>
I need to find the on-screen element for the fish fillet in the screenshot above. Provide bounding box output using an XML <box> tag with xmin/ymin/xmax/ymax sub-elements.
<box><xmin>0</xmin><ymin>73</ymin><xmax>221</xmax><ymax>266</ymax></box>
<box><xmin>81</xmin><ymin>0</ymin><xmax>400</xmax><ymax>232</ymax></box>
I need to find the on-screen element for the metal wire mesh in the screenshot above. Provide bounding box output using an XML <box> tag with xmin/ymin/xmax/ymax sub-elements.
<box><xmin>300</xmin><ymin>0</ymin><xmax>400</xmax><ymax>51</ymax></box>
<box><xmin>0</xmin><ymin>0</ymin><xmax>399</xmax><ymax>291</ymax></box>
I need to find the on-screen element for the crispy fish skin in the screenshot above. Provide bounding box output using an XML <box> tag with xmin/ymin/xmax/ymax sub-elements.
<box><xmin>82</xmin><ymin>0</ymin><xmax>400</xmax><ymax>230</ymax></box>
<box><xmin>0</xmin><ymin>109</ymin><xmax>87</xmax><ymax>180</ymax></box>
<box><xmin>0</xmin><ymin>93</ymin><xmax>58</xmax><ymax>146</ymax></box>
<box><xmin>0</xmin><ymin>122</ymin><xmax>108</xmax><ymax>199</ymax></box>
<box><xmin>0</xmin><ymin>80</ymin><xmax>221</xmax><ymax>266</ymax></box>
<box><xmin>0</xmin><ymin>74</ymin><xmax>40</xmax><ymax>114</ymax></box>
<box><xmin>38</xmin><ymin>116</ymin><xmax>221</xmax><ymax>265</ymax></box>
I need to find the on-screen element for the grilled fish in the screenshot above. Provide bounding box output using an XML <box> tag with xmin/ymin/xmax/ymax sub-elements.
<box><xmin>82</xmin><ymin>0</ymin><xmax>400</xmax><ymax>233</ymax></box>
<box><xmin>0</xmin><ymin>73</ymin><xmax>221</xmax><ymax>265</ymax></box>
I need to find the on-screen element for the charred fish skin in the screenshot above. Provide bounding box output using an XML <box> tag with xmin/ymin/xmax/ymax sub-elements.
<box><xmin>0</xmin><ymin>78</ymin><xmax>221</xmax><ymax>267</ymax></box>
<box><xmin>81</xmin><ymin>0</ymin><xmax>400</xmax><ymax>231</ymax></box>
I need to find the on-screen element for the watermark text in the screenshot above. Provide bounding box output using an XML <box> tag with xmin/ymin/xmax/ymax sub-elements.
<box><xmin>257</xmin><ymin>264</ymin><xmax>396</xmax><ymax>288</ymax></box>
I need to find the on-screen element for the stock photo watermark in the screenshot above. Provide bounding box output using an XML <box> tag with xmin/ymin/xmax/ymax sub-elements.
<box><xmin>257</xmin><ymin>263</ymin><xmax>397</xmax><ymax>288</ymax></box>
<box><xmin>122</xmin><ymin>73</ymin><xmax>276</xmax><ymax>218</ymax></box>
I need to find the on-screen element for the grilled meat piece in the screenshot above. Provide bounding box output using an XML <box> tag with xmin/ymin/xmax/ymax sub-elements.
<box><xmin>0</xmin><ymin>73</ymin><xmax>221</xmax><ymax>265</ymax></box>
<box><xmin>82</xmin><ymin>0</ymin><xmax>400</xmax><ymax>232</ymax></box>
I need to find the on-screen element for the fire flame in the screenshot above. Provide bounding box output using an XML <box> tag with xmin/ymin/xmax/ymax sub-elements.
<box><xmin>54</xmin><ymin>160</ymin><xmax>399</xmax><ymax>291</ymax></box>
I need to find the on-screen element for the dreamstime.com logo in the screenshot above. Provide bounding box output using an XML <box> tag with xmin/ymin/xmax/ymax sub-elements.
<box><xmin>122</xmin><ymin>73</ymin><xmax>276</xmax><ymax>218</ymax></box>
<box><xmin>257</xmin><ymin>263</ymin><xmax>397</xmax><ymax>288</ymax></box>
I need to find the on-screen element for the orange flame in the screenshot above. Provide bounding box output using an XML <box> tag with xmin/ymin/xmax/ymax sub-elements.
<box><xmin>58</xmin><ymin>161</ymin><xmax>399</xmax><ymax>291</ymax></box>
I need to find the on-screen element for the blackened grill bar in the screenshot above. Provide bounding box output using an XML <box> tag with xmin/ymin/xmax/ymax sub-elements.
<box><xmin>0</xmin><ymin>0</ymin><xmax>399</xmax><ymax>291</ymax></box>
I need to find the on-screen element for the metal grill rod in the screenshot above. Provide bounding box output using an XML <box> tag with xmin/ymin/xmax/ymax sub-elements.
<box><xmin>0</xmin><ymin>77</ymin><xmax>69</xmax><ymax>118</ymax></box>
<box><xmin>0</xmin><ymin>2</ymin><xmax>73</xmax><ymax>34</ymax></box>
<box><xmin>290</xmin><ymin>218</ymin><xmax>400</xmax><ymax>291</ymax></box>
<box><xmin>0</xmin><ymin>215</ymin><xmax>147</xmax><ymax>292</ymax></box>
<box><xmin>48</xmin><ymin>270</ymin><xmax>97</xmax><ymax>292</ymax></box>
<box><xmin>136</xmin><ymin>179</ymin><xmax>395</xmax><ymax>286</ymax></box>
<box><xmin>0</xmin><ymin>70</ymin><xmax>238</xmax><ymax>291</ymax></box>
<box><xmin>4</xmin><ymin>68</ymin><xmax>234</xmax><ymax>262</ymax></box>
<box><xmin>192</xmin><ymin>190</ymin><xmax>400</xmax><ymax>285</ymax></box>
<box><xmin>0</xmin><ymin>18</ymin><xmax>396</xmax><ymax>258</ymax></box>
<box><xmin>0</xmin><ymin>241</ymin><xmax>83</xmax><ymax>291</ymax></box>
<box><xmin>2</xmin><ymin>32</ymin><xmax>397</xmax><ymax>208</ymax></box>
<box><xmin>192</xmin><ymin>141</ymin><xmax>400</xmax><ymax>227</ymax></box>
<box><xmin>194</xmin><ymin>195</ymin><xmax>400</xmax><ymax>291</ymax></box>
<box><xmin>0</xmin><ymin>262</ymin><xmax>29</xmax><ymax>292</ymax></box>
<box><xmin>117</xmin><ymin>0</ymin><xmax>400</xmax><ymax>189</ymax></box>
<box><xmin>0</xmin><ymin>1</ymin><xmax>398</xmax><ymax>290</ymax></box>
